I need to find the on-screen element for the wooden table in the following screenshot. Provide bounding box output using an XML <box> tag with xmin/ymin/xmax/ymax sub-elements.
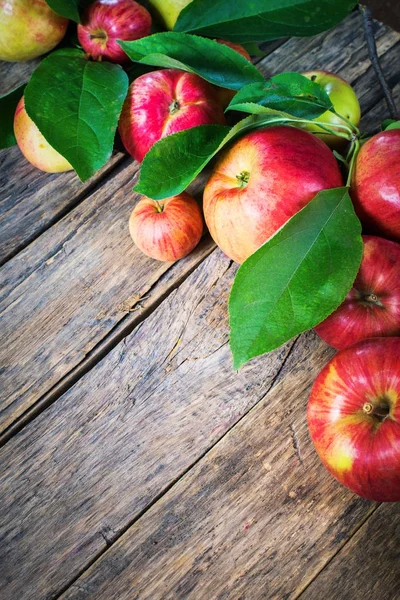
<box><xmin>1</xmin><ymin>11</ymin><xmax>399</xmax><ymax>600</ymax></box>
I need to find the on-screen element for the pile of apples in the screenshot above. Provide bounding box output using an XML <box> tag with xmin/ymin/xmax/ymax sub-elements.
<box><xmin>2</xmin><ymin>0</ymin><xmax>400</xmax><ymax>503</ymax></box>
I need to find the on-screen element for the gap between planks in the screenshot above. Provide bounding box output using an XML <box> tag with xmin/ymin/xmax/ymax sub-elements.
<box><xmin>51</xmin><ymin>334</ymin><xmax>299</xmax><ymax>600</ymax></box>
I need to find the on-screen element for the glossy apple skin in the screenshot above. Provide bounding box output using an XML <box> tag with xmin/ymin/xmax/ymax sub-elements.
<box><xmin>315</xmin><ymin>236</ymin><xmax>400</xmax><ymax>349</ymax></box>
<box><xmin>14</xmin><ymin>97</ymin><xmax>73</xmax><ymax>173</ymax></box>
<box><xmin>301</xmin><ymin>70</ymin><xmax>361</xmax><ymax>148</ymax></box>
<box><xmin>203</xmin><ymin>126</ymin><xmax>343</xmax><ymax>264</ymax></box>
<box><xmin>119</xmin><ymin>68</ymin><xmax>226</xmax><ymax>162</ymax></box>
<box><xmin>0</xmin><ymin>0</ymin><xmax>68</xmax><ymax>62</ymax></box>
<box><xmin>214</xmin><ymin>39</ymin><xmax>252</xmax><ymax>109</ymax></box>
<box><xmin>351</xmin><ymin>130</ymin><xmax>400</xmax><ymax>242</ymax></box>
<box><xmin>308</xmin><ymin>337</ymin><xmax>400</xmax><ymax>502</ymax></box>
<box><xmin>77</xmin><ymin>0</ymin><xmax>151</xmax><ymax>63</ymax></box>
<box><xmin>147</xmin><ymin>0</ymin><xmax>191</xmax><ymax>30</ymax></box>
<box><xmin>129</xmin><ymin>193</ymin><xmax>203</xmax><ymax>261</ymax></box>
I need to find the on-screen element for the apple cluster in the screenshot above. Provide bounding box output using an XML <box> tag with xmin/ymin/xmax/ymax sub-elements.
<box><xmin>2</xmin><ymin>0</ymin><xmax>400</xmax><ymax>502</ymax></box>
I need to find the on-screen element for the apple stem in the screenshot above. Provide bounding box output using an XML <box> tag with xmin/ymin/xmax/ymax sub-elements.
<box><xmin>236</xmin><ymin>171</ymin><xmax>250</xmax><ymax>188</ymax></box>
<box><xmin>359</xmin><ymin>4</ymin><xmax>398</xmax><ymax>120</ymax></box>
<box><xmin>169</xmin><ymin>100</ymin><xmax>180</xmax><ymax>115</ymax></box>
<box><xmin>89</xmin><ymin>32</ymin><xmax>107</xmax><ymax>41</ymax></box>
<box><xmin>155</xmin><ymin>201</ymin><xmax>164</xmax><ymax>213</ymax></box>
<box><xmin>363</xmin><ymin>399</ymin><xmax>390</xmax><ymax>422</ymax></box>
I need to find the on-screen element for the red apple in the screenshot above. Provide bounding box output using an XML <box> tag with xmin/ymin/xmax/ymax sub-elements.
<box><xmin>203</xmin><ymin>126</ymin><xmax>343</xmax><ymax>264</ymax></box>
<box><xmin>315</xmin><ymin>236</ymin><xmax>400</xmax><ymax>349</ymax></box>
<box><xmin>77</xmin><ymin>0</ymin><xmax>152</xmax><ymax>64</ymax></box>
<box><xmin>351</xmin><ymin>130</ymin><xmax>400</xmax><ymax>242</ymax></box>
<box><xmin>301</xmin><ymin>70</ymin><xmax>361</xmax><ymax>148</ymax></box>
<box><xmin>119</xmin><ymin>68</ymin><xmax>226</xmax><ymax>162</ymax></box>
<box><xmin>307</xmin><ymin>337</ymin><xmax>400</xmax><ymax>502</ymax></box>
<box><xmin>14</xmin><ymin>97</ymin><xmax>73</xmax><ymax>173</ymax></box>
<box><xmin>129</xmin><ymin>192</ymin><xmax>203</xmax><ymax>261</ymax></box>
<box><xmin>214</xmin><ymin>39</ymin><xmax>252</xmax><ymax>109</ymax></box>
<box><xmin>0</xmin><ymin>0</ymin><xmax>68</xmax><ymax>62</ymax></box>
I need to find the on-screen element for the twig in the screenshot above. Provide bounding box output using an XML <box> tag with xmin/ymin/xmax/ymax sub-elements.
<box><xmin>359</xmin><ymin>4</ymin><xmax>398</xmax><ymax>120</ymax></box>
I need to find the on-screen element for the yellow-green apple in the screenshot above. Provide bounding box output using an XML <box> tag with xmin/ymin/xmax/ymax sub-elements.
<box><xmin>118</xmin><ymin>68</ymin><xmax>226</xmax><ymax>162</ymax></box>
<box><xmin>77</xmin><ymin>0</ymin><xmax>152</xmax><ymax>64</ymax></box>
<box><xmin>14</xmin><ymin>97</ymin><xmax>72</xmax><ymax>173</ymax></box>
<box><xmin>203</xmin><ymin>126</ymin><xmax>343</xmax><ymax>264</ymax></box>
<box><xmin>129</xmin><ymin>192</ymin><xmax>203</xmax><ymax>261</ymax></box>
<box><xmin>301</xmin><ymin>70</ymin><xmax>361</xmax><ymax>148</ymax></box>
<box><xmin>315</xmin><ymin>236</ymin><xmax>400</xmax><ymax>349</ymax></box>
<box><xmin>307</xmin><ymin>336</ymin><xmax>400</xmax><ymax>502</ymax></box>
<box><xmin>214</xmin><ymin>39</ymin><xmax>252</xmax><ymax>109</ymax></box>
<box><xmin>351</xmin><ymin>130</ymin><xmax>400</xmax><ymax>242</ymax></box>
<box><xmin>0</xmin><ymin>0</ymin><xmax>68</xmax><ymax>62</ymax></box>
<box><xmin>147</xmin><ymin>0</ymin><xmax>191</xmax><ymax>30</ymax></box>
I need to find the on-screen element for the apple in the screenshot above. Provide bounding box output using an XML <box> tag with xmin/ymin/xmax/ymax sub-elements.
<box><xmin>315</xmin><ymin>236</ymin><xmax>400</xmax><ymax>350</ymax></box>
<box><xmin>0</xmin><ymin>0</ymin><xmax>68</xmax><ymax>62</ymax></box>
<box><xmin>203</xmin><ymin>126</ymin><xmax>343</xmax><ymax>264</ymax></box>
<box><xmin>301</xmin><ymin>70</ymin><xmax>361</xmax><ymax>148</ymax></box>
<box><xmin>147</xmin><ymin>0</ymin><xmax>191</xmax><ymax>30</ymax></box>
<box><xmin>14</xmin><ymin>97</ymin><xmax>73</xmax><ymax>173</ymax></box>
<box><xmin>118</xmin><ymin>68</ymin><xmax>226</xmax><ymax>162</ymax></box>
<box><xmin>214</xmin><ymin>39</ymin><xmax>252</xmax><ymax>109</ymax></box>
<box><xmin>77</xmin><ymin>0</ymin><xmax>152</xmax><ymax>64</ymax></box>
<box><xmin>307</xmin><ymin>337</ymin><xmax>400</xmax><ymax>502</ymax></box>
<box><xmin>351</xmin><ymin>130</ymin><xmax>400</xmax><ymax>242</ymax></box>
<box><xmin>129</xmin><ymin>192</ymin><xmax>203</xmax><ymax>261</ymax></box>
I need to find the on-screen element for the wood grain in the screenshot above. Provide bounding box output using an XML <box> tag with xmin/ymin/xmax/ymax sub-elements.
<box><xmin>58</xmin><ymin>332</ymin><xmax>376</xmax><ymax>600</ymax></box>
<box><xmin>0</xmin><ymin>249</ymin><xmax>295</xmax><ymax>600</ymax></box>
<box><xmin>299</xmin><ymin>503</ymin><xmax>400</xmax><ymax>600</ymax></box>
<box><xmin>2</xmin><ymin>12</ymin><xmax>397</xmax><ymax>437</ymax></box>
<box><xmin>0</xmin><ymin>161</ymin><xmax>216</xmax><ymax>433</ymax></box>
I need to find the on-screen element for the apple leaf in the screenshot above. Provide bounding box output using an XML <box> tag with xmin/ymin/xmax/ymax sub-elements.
<box><xmin>24</xmin><ymin>49</ymin><xmax>129</xmax><ymax>181</ymax></box>
<box><xmin>119</xmin><ymin>33</ymin><xmax>264</xmax><ymax>90</ymax></box>
<box><xmin>0</xmin><ymin>84</ymin><xmax>26</xmax><ymax>149</ymax></box>
<box><xmin>229</xmin><ymin>187</ymin><xmax>363</xmax><ymax>369</ymax></box>
<box><xmin>135</xmin><ymin>112</ymin><xmax>306</xmax><ymax>199</ymax></box>
<box><xmin>381</xmin><ymin>119</ymin><xmax>400</xmax><ymax>131</ymax></box>
<box><xmin>175</xmin><ymin>0</ymin><xmax>358</xmax><ymax>43</ymax></box>
<box><xmin>45</xmin><ymin>0</ymin><xmax>81</xmax><ymax>23</ymax></box>
<box><xmin>227</xmin><ymin>72</ymin><xmax>333</xmax><ymax>119</ymax></box>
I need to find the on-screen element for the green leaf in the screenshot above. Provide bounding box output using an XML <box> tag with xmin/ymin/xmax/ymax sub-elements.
<box><xmin>135</xmin><ymin>113</ymin><xmax>307</xmax><ymax>199</ymax></box>
<box><xmin>381</xmin><ymin>119</ymin><xmax>400</xmax><ymax>131</ymax></box>
<box><xmin>227</xmin><ymin>72</ymin><xmax>333</xmax><ymax>119</ymax></box>
<box><xmin>119</xmin><ymin>33</ymin><xmax>264</xmax><ymax>90</ymax></box>
<box><xmin>0</xmin><ymin>84</ymin><xmax>25</xmax><ymax>149</ymax></box>
<box><xmin>175</xmin><ymin>0</ymin><xmax>358</xmax><ymax>43</ymax></box>
<box><xmin>45</xmin><ymin>0</ymin><xmax>81</xmax><ymax>22</ymax></box>
<box><xmin>24</xmin><ymin>49</ymin><xmax>129</xmax><ymax>181</ymax></box>
<box><xmin>241</xmin><ymin>42</ymin><xmax>265</xmax><ymax>57</ymax></box>
<box><xmin>229</xmin><ymin>188</ymin><xmax>363</xmax><ymax>369</ymax></box>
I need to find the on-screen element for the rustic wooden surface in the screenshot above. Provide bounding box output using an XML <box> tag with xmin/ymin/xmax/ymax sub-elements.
<box><xmin>0</xmin><ymin>11</ymin><xmax>399</xmax><ymax>600</ymax></box>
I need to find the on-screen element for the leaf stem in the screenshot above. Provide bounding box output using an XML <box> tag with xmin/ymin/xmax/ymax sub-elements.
<box><xmin>359</xmin><ymin>4</ymin><xmax>398</xmax><ymax>119</ymax></box>
<box><xmin>332</xmin><ymin>109</ymin><xmax>360</xmax><ymax>135</ymax></box>
<box><xmin>346</xmin><ymin>138</ymin><xmax>360</xmax><ymax>186</ymax></box>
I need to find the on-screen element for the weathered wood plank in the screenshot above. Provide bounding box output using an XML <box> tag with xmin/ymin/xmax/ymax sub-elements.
<box><xmin>1</xmin><ymin>12</ymin><xmax>397</xmax><ymax>436</ymax></box>
<box><xmin>299</xmin><ymin>503</ymin><xmax>400</xmax><ymax>600</ymax></box>
<box><xmin>57</xmin><ymin>332</ymin><xmax>377</xmax><ymax>600</ymax></box>
<box><xmin>0</xmin><ymin>57</ymin><xmax>41</xmax><ymax>95</ymax></box>
<box><xmin>0</xmin><ymin>161</ymin><xmax>216</xmax><ymax>434</ymax></box>
<box><xmin>0</xmin><ymin>249</ymin><xmax>295</xmax><ymax>600</ymax></box>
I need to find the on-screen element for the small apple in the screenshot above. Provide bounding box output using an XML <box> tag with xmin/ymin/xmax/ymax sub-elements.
<box><xmin>315</xmin><ymin>236</ymin><xmax>400</xmax><ymax>349</ymax></box>
<box><xmin>147</xmin><ymin>0</ymin><xmax>191</xmax><ymax>30</ymax></box>
<box><xmin>214</xmin><ymin>39</ymin><xmax>252</xmax><ymax>109</ymax></box>
<box><xmin>307</xmin><ymin>337</ymin><xmax>400</xmax><ymax>502</ymax></box>
<box><xmin>0</xmin><ymin>0</ymin><xmax>68</xmax><ymax>62</ymax></box>
<box><xmin>351</xmin><ymin>130</ymin><xmax>400</xmax><ymax>242</ymax></box>
<box><xmin>203</xmin><ymin>126</ymin><xmax>343</xmax><ymax>264</ymax></box>
<box><xmin>14</xmin><ymin>97</ymin><xmax>73</xmax><ymax>173</ymax></box>
<box><xmin>118</xmin><ymin>68</ymin><xmax>226</xmax><ymax>162</ymax></box>
<box><xmin>301</xmin><ymin>70</ymin><xmax>361</xmax><ymax>148</ymax></box>
<box><xmin>129</xmin><ymin>192</ymin><xmax>203</xmax><ymax>261</ymax></box>
<box><xmin>77</xmin><ymin>0</ymin><xmax>152</xmax><ymax>64</ymax></box>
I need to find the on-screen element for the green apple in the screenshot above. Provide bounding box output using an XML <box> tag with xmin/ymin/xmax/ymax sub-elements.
<box><xmin>147</xmin><ymin>0</ymin><xmax>192</xmax><ymax>30</ymax></box>
<box><xmin>0</xmin><ymin>0</ymin><xmax>68</xmax><ymax>62</ymax></box>
<box><xmin>301</xmin><ymin>70</ymin><xmax>361</xmax><ymax>147</ymax></box>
